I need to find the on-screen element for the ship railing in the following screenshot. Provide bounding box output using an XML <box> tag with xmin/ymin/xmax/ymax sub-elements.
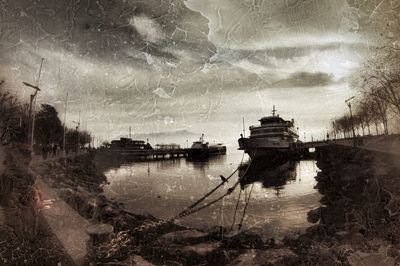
<box><xmin>249</xmin><ymin>122</ymin><xmax>293</xmax><ymax>129</ymax></box>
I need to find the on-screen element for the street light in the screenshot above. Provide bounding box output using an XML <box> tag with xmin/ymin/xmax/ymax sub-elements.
<box><xmin>23</xmin><ymin>58</ymin><xmax>44</xmax><ymax>149</ymax></box>
<box><xmin>345</xmin><ymin>96</ymin><xmax>356</xmax><ymax>145</ymax></box>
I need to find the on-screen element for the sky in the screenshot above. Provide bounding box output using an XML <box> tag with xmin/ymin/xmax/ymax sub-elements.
<box><xmin>1</xmin><ymin>0</ymin><xmax>398</xmax><ymax>146</ymax></box>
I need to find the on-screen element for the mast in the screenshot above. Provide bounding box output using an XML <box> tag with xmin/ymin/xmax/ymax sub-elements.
<box><xmin>272</xmin><ymin>105</ymin><xmax>277</xmax><ymax>116</ymax></box>
<box><xmin>242</xmin><ymin>117</ymin><xmax>245</xmax><ymax>137</ymax></box>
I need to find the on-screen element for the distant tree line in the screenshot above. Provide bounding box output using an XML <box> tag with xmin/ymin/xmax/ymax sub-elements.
<box><xmin>332</xmin><ymin>47</ymin><xmax>400</xmax><ymax>138</ymax></box>
<box><xmin>0</xmin><ymin>81</ymin><xmax>92</xmax><ymax>148</ymax></box>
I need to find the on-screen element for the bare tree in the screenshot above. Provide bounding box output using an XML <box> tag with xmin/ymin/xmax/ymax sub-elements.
<box><xmin>361</xmin><ymin>47</ymin><xmax>400</xmax><ymax>122</ymax></box>
<box><xmin>0</xmin><ymin>82</ymin><xmax>29</xmax><ymax>143</ymax></box>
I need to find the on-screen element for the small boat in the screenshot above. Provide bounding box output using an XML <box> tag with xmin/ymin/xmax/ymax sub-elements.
<box><xmin>187</xmin><ymin>134</ymin><xmax>226</xmax><ymax>158</ymax></box>
<box><xmin>238</xmin><ymin>106</ymin><xmax>300</xmax><ymax>159</ymax></box>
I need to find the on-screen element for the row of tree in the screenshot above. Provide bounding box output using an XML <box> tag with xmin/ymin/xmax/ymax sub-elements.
<box><xmin>332</xmin><ymin>47</ymin><xmax>400</xmax><ymax>138</ymax></box>
<box><xmin>0</xmin><ymin>81</ymin><xmax>92</xmax><ymax>148</ymax></box>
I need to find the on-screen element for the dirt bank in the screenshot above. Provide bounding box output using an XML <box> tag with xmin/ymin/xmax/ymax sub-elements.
<box><xmin>0</xmin><ymin>143</ymin><xmax>71</xmax><ymax>265</ymax></box>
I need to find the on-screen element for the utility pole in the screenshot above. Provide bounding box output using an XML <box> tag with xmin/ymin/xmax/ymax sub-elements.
<box><xmin>72</xmin><ymin>120</ymin><xmax>80</xmax><ymax>153</ymax></box>
<box><xmin>63</xmin><ymin>92</ymin><xmax>68</xmax><ymax>155</ymax></box>
<box><xmin>23</xmin><ymin>57</ymin><xmax>44</xmax><ymax>150</ymax></box>
<box><xmin>345</xmin><ymin>96</ymin><xmax>356</xmax><ymax>146</ymax></box>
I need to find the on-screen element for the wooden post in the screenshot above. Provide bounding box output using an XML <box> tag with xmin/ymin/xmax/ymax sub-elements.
<box><xmin>86</xmin><ymin>223</ymin><xmax>114</xmax><ymax>247</ymax></box>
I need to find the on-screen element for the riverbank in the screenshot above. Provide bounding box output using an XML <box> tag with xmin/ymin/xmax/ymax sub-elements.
<box><xmin>30</xmin><ymin>144</ymin><xmax>400</xmax><ymax>265</ymax></box>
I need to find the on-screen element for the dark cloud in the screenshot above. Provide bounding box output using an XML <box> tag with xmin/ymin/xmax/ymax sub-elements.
<box><xmin>0</xmin><ymin>0</ymin><xmax>214</xmax><ymax>64</ymax></box>
<box><xmin>0</xmin><ymin>0</ymin><xmax>385</xmax><ymax>141</ymax></box>
<box><xmin>273</xmin><ymin>72</ymin><xmax>336</xmax><ymax>88</ymax></box>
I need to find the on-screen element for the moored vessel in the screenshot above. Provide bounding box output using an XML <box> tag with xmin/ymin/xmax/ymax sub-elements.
<box><xmin>187</xmin><ymin>134</ymin><xmax>226</xmax><ymax>159</ymax></box>
<box><xmin>106</xmin><ymin>137</ymin><xmax>153</xmax><ymax>157</ymax></box>
<box><xmin>238</xmin><ymin>106</ymin><xmax>300</xmax><ymax>159</ymax></box>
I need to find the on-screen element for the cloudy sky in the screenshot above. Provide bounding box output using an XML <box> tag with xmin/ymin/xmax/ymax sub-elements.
<box><xmin>1</xmin><ymin>0</ymin><xmax>398</xmax><ymax>146</ymax></box>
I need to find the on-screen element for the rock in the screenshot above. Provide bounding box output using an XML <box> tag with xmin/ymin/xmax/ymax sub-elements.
<box><xmin>157</xmin><ymin>229</ymin><xmax>209</xmax><ymax>245</ymax></box>
<box><xmin>335</xmin><ymin>230</ymin><xmax>349</xmax><ymax>241</ymax></box>
<box><xmin>228</xmin><ymin>248</ymin><xmax>298</xmax><ymax>266</ymax></box>
<box><xmin>142</xmin><ymin>212</ymin><xmax>156</xmax><ymax>220</ymax></box>
<box><xmin>222</xmin><ymin>230</ymin><xmax>264</xmax><ymax>249</ymax></box>
<box><xmin>307</xmin><ymin>208</ymin><xmax>321</xmax><ymax>223</ymax></box>
<box><xmin>181</xmin><ymin>242</ymin><xmax>221</xmax><ymax>256</ymax></box>
<box><xmin>157</xmin><ymin>242</ymin><xmax>221</xmax><ymax>265</ymax></box>
<box><xmin>121</xmin><ymin>254</ymin><xmax>155</xmax><ymax>265</ymax></box>
<box><xmin>347</xmin><ymin>246</ymin><xmax>395</xmax><ymax>266</ymax></box>
<box><xmin>305</xmin><ymin>224</ymin><xmax>327</xmax><ymax>236</ymax></box>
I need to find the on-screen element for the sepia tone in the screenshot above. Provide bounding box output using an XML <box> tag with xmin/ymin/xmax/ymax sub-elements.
<box><xmin>1</xmin><ymin>0</ymin><xmax>400</xmax><ymax>265</ymax></box>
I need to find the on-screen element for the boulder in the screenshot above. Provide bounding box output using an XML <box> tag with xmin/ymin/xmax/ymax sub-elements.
<box><xmin>347</xmin><ymin>246</ymin><xmax>395</xmax><ymax>266</ymax></box>
<box><xmin>123</xmin><ymin>255</ymin><xmax>155</xmax><ymax>265</ymax></box>
<box><xmin>222</xmin><ymin>230</ymin><xmax>264</xmax><ymax>249</ymax></box>
<box><xmin>228</xmin><ymin>248</ymin><xmax>298</xmax><ymax>266</ymax></box>
<box><xmin>156</xmin><ymin>241</ymin><xmax>222</xmax><ymax>265</ymax></box>
<box><xmin>307</xmin><ymin>208</ymin><xmax>321</xmax><ymax>224</ymax></box>
<box><xmin>157</xmin><ymin>229</ymin><xmax>209</xmax><ymax>245</ymax></box>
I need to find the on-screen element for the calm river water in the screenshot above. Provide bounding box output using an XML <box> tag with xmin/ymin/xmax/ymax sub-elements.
<box><xmin>103</xmin><ymin>150</ymin><xmax>321</xmax><ymax>239</ymax></box>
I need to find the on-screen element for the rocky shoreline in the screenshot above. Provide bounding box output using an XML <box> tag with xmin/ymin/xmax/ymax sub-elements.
<box><xmin>31</xmin><ymin>146</ymin><xmax>400</xmax><ymax>265</ymax></box>
<box><xmin>285</xmin><ymin>145</ymin><xmax>400</xmax><ymax>265</ymax></box>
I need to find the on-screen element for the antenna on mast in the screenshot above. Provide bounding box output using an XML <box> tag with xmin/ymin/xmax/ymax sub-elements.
<box><xmin>272</xmin><ymin>105</ymin><xmax>277</xmax><ymax>116</ymax></box>
<box><xmin>242</xmin><ymin>117</ymin><xmax>245</xmax><ymax>138</ymax></box>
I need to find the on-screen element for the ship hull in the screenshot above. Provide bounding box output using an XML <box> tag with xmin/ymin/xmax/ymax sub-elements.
<box><xmin>238</xmin><ymin>137</ymin><xmax>297</xmax><ymax>159</ymax></box>
<box><xmin>187</xmin><ymin>146</ymin><xmax>226</xmax><ymax>158</ymax></box>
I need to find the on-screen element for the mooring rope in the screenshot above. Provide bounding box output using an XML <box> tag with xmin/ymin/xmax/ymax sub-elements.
<box><xmin>230</xmin><ymin>188</ymin><xmax>242</xmax><ymax>231</ymax></box>
<box><xmin>238</xmin><ymin>183</ymin><xmax>255</xmax><ymax>230</ymax></box>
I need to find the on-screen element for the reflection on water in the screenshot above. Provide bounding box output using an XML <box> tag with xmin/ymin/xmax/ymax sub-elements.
<box><xmin>239</xmin><ymin>160</ymin><xmax>298</xmax><ymax>197</ymax></box>
<box><xmin>103</xmin><ymin>150</ymin><xmax>321</xmax><ymax>238</ymax></box>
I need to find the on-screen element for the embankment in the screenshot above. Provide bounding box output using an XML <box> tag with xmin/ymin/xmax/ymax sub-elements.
<box><xmin>282</xmin><ymin>145</ymin><xmax>400</xmax><ymax>265</ymax></box>
<box><xmin>0</xmin><ymin>143</ymin><xmax>71</xmax><ymax>265</ymax></box>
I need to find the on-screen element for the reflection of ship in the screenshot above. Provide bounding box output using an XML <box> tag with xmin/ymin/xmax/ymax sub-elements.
<box><xmin>239</xmin><ymin>159</ymin><xmax>297</xmax><ymax>193</ymax></box>
<box><xmin>106</xmin><ymin>137</ymin><xmax>153</xmax><ymax>156</ymax></box>
<box><xmin>238</xmin><ymin>106</ymin><xmax>300</xmax><ymax>159</ymax></box>
<box><xmin>187</xmin><ymin>134</ymin><xmax>226</xmax><ymax>159</ymax></box>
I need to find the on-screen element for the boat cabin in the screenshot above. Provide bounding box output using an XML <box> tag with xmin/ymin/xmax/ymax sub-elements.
<box><xmin>109</xmin><ymin>137</ymin><xmax>152</xmax><ymax>150</ymax></box>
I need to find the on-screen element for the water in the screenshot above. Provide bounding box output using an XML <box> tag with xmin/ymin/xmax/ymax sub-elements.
<box><xmin>103</xmin><ymin>150</ymin><xmax>321</xmax><ymax>238</ymax></box>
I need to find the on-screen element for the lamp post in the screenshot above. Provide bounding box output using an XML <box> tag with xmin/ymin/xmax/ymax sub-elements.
<box><xmin>345</xmin><ymin>96</ymin><xmax>356</xmax><ymax>145</ymax></box>
<box><xmin>23</xmin><ymin>57</ymin><xmax>44</xmax><ymax>150</ymax></box>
